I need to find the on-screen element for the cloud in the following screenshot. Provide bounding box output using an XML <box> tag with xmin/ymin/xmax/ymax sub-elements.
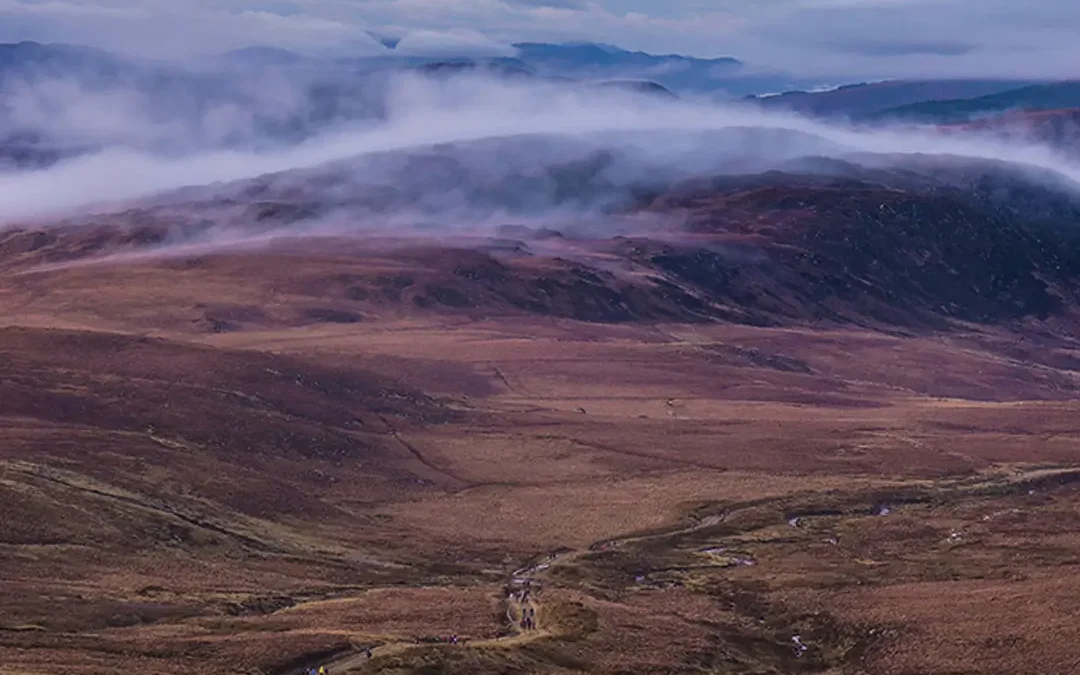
<box><xmin>0</xmin><ymin>0</ymin><xmax>1079</xmax><ymax>79</ymax></box>
<box><xmin>2</xmin><ymin>71</ymin><xmax>1079</xmax><ymax>226</ymax></box>
<box><xmin>0</xmin><ymin>0</ymin><xmax>387</xmax><ymax>58</ymax></box>
<box><xmin>508</xmin><ymin>0</ymin><xmax>587</xmax><ymax>8</ymax></box>
<box><xmin>393</xmin><ymin>29</ymin><xmax>517</xmax><ymax>57</ymax></box>
<box><xmin>750</xmin><ymin>0</ymin><xmax>1080</xmax><ymax>78</ymax></box>
<box><xmin>830</xmin><ymin>39</ymin><xmax>978</xmax><ymax>57</ymax></box>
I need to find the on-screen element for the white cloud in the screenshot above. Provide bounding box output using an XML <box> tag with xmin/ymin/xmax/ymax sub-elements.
<box><xmin>0</xmin><ymin>0</ymin><xmax>387</xmax><ymax>58</ymax></box>
<box><xmin>3</xmin><ymin>72</ymin><xmax>1080</xmax><ymax>224</ymax></box>
<box><xmin>393</xmin><ymin>28</ymin><xmax>517</xmax><ymax>57</ymax></box>
<box><xmin>0</xmin><ymin>0</ymin><xmax>1078</xmax><ymax>78</ymax></box>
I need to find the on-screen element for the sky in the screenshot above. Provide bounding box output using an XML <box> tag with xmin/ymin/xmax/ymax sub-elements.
<box><xmin>0</xmin><ymin>0</ymin><xmax>1078</xmax><ymax>79</ymax></box>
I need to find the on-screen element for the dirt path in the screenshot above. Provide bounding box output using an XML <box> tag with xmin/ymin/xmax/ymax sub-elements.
<box><xmin>300</xmin><ymin>572</ymin><xmax>550</xmax><ymax>674</ymax></box>
<box><xmin>292</xmin><ymin>465</ymin><xmax>1075</xmax><ymax>674</ymax></box>
<box><xmin>307</xmin><ymin>607</ymin><xmax>550</xmax><ymax>674</ymax></box>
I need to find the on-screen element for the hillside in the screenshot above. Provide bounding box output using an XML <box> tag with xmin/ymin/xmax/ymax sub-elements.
<box><xmin>0</xmin><ymin>40</ymin><xmax>770</xmax><ymax>172</ymax></box>
<box><xmin>510</xmin><ymin>42</ymin><xmax>794</xmax><ymax>95</ymax></box>
<box><xmin>872</xmin><ymin>81</ymin><xmax>1080</xmax><ymax>123</ymax></box>
<box><xmin>10</xmin><ymin>149</ymin><xmax>1078</xmax><ymax>332</ymax></box>
<box><xmin>7</xmin><ymin>199</ymin><xmax>1080</xmax><ymax>673</ymax></box>
<box><xmin>946</xmin><ymin>107</ymin><xmax>1080</xmax><ymax>153</ymax></box>
<box><xmin>747</xmin><ymin>79</ymin><xmax>1037</xmax><ymax>118</ymax></box>
<box><xmin>5</xmin><ymin>85</ymin><xmax>1080</xmax><ymax>674</ymax></box>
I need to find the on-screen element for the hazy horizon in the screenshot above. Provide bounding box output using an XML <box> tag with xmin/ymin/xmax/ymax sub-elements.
<box><xmin>1</xmin><ymin>0</ymin><xmax>1078</xmax><ymax>81</ymax></box>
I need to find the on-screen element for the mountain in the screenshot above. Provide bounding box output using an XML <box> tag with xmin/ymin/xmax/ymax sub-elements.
<box><xmin>513</xmin><ymin>41</ymin><xmax>739</xmax><ymax>74</ymax></box>
<box><xmin>633</xmin><ymin>160</ymin><xmax>1080</xmax><ymax>328</ymax></box>
<box><xmin>511</xmin><ymin>42</ymin><xmax>804</xmax><ymax>96</ymax></box>
<box><xmin>0</xmin><ymin>40</ymin><xmax>134</xmax><ymax>83</ymax></box>
<box><xmin>744</xmin><ymin>78</ymin><xmax>1080</xmax><ymax>155</ymax></box>
<box><xmin>871</xmin><ymin>81</ymin><xmax>1080</xmax><ymax>123</ymax></box>
<box><xmin>8</xmin><ymin>95</ymin><xmax>1080</xmax><ymax>674</ymax></box>
<box><xmin>10</xmin><ymin>144</ymin><xmax>1080</xmax><ymax>332</ymax></box>
<box><xmin>411</xmin><ymin>57</ymin><xmax>538</xmax><ymax>79</ymax></box>
<box><xmin>747</xmin><ymin>79</ymin><xmax>1041</xmax><ymax>119</ymax></box>
<box><xmin>0</xmin><ymin>42</ymin><xmax>395</xmax><ymax>168</ymax></box>
<box><xmin>944</xmin><ymin>107</ymin><xmax>1080</xmax><ymax>154</ymax></box>
<box><xmin>221</xmin><ymin>46</ymin><xmax>315</xmax><ymax>66</ymax></box>
<box><xmin>411</xmin><ymin>62</ymin><xmax>675</xmax><ymax>98</ymax></box>
<box><xmin>0</xmin><ymin>40</ymin><xmax>757</xmax><ymax>172</ymax></box>
<box><xmin>596</xmin><ymin>79</ymin><xmax>676</xmax><ymax>98</ymax></box>
<box><xmin>0</xmin><ymin>40</ymin><xmax>110</xmax><ymax>69</ymax></box>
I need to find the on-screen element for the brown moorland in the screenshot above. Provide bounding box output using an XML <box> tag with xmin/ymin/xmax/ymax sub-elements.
<box><xmin>5</xmin><ymin>160</ymin><xmax>1080</xmax><ymax>674</ymax></box>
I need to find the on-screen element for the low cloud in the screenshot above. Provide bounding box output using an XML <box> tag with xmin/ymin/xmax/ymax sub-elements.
<box><xmin>0</xmin><ymin>0</ymin><xmax>388</xmax><ymax>58</ymax></box>
<box><xmin>830</xmin><ymin>39</ymin><xmax>978</xmax><ymax>57</ymax></box>
<box><xmin>1</xmin><ymin>71</ymin><xmax>1078</xmax><ymax>228</ymax></box>
<box><xmin>508</xmin><ymin>0</ymin><xmax>588</xmax><ymax>8</ymax></box>
<box><xmin>393</xmin><ymin>29</ymin><xmax>518</xmax><ymax>58</ymax></box>
<box><xmin>1</xmin><ymin>0</ymin><xmax>1079</xmax><ymax>82</ymax></box>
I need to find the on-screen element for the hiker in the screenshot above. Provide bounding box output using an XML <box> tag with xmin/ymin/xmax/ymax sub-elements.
<box><xmin>365</xmin><ymin>648</ymin><xmax>373</xmax><ymax>659</ymax></box>
<box><xmin>319</xmin><ymin>667</ymin><xmax>327</xmax><ymax>675</ymax></box>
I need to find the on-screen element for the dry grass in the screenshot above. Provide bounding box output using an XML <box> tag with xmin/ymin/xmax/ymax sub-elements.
<box><xmin>4</xmin><ymin>250</ymin><xmax>1080</xmax><ymax>673</ymax></box>
<box><xmin>378</xmin><ymin>471</ymin><xmax>888</xmax><ymax>551</ymax></box>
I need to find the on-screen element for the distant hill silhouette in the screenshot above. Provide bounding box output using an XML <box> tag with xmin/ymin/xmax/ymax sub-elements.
<box><xmin>871</xmin><ymin>81</ymin><xmax>1080</xmax><ymax>123</ymax></box>
<box><xmin>511</xmin><ymin>42</ymin><xmax>800</xmax><ymax>96</ymax></box>
<box><xmin>596</xmin><ymin>80</ymin><xmax>676</xmax><ymax>98</ymax></box>
<box><xmin>747</xmin><ymin>80</ymin><xmax>1040</xmax><ymax>119</ymax></box>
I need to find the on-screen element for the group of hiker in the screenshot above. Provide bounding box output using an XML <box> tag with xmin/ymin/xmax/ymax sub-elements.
<box><xmin>300</xmin><ymin>578</ymin><xmax>541</xmax><ymax>674</ymax></box>
<box><xmin>520</xmin><ymin>605</ymin><xmax>537</xmax><ymax>631</ymax></box>
<box><xmin>511</xmin><ymin>578</ymin><xmax>539</xmax><ymax>631</ymax></box>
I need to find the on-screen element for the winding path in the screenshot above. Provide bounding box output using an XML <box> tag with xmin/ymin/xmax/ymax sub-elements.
<box><xmin>291</xmin><ymin>465</ymin><xmax>1073</xmax><ymax>674</ymax></box>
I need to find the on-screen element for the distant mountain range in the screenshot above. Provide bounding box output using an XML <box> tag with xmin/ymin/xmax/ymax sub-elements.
<box><xmin>508</xmin><ymin>42</ymin><xmax>798</xmax><ymax>96</ymax></box>
<box><xmin>746</xmin><ymin>80</ymin><xmax>1043</xmax><ymax>119</ymax></box>
<box><xmin>744</xmin><ymin>78</ymin><xmax>1080</xmax><ymax>153</ymax></box>
<box><xmin>747</xmin><ymin>78</ymin><xmax>1080</xmax><ymax>125</ymax></box>
<box><xmin>3</xmin><ymin>39</ymin><xmax>1080</xmax><ymax>172</ymax></box>
<box><xmin>2</xmin><ymin>39</ymin><xmax>1075</xmax><ymax>114</ymax></box>
<box><xmin>869</xmin><ymin>81</ymin><xmax>1080</xmax><ymax>123</ymax></box>
<box><xmin>0</xmin><ymin>39</ymin><xmax>808</xmax><ymax>171</ymax></box>
<box><xmin>0</xmin><ymin>39</ymin><xmax>811</xmax><ymax>98</ymax></box>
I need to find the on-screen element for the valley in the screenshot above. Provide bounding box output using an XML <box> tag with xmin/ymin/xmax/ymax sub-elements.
<box><xmin>5</xmin><ymin>207</ymin><xmax>1080</xmax><ymax>672</ymax></box>
<box><xmin>3</xmin><ymin>36</ymin><xmax>1080</xmax><ymax>673</ymax></box>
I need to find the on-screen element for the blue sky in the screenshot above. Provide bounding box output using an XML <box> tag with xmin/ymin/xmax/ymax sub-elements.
<box><xmin>1</xmin><ymin>0</ymin><xmax>1077</xmax><ymax>78</ymax></box>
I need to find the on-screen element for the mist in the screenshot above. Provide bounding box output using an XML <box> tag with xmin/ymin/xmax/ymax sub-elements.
<box><xmin>3</xmin><ymin>65</ymin><xmax>1080</xmax><ymax>242</ymax></box>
